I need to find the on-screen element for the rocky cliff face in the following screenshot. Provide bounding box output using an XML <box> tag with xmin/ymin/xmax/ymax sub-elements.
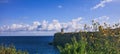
<box><xmin>53</xmin><ymin>32</ymin><xmax>97</xmax><ymax>46</ymax></box>
<box><xmin>53</xmin><ymin>32</ymin><xmax>80</xmax><ymax>46</ymax></box>
<box><xmin>53</xmin><ymin>27</ymin><xmax>120</xmax><ymax>46</ymax></box>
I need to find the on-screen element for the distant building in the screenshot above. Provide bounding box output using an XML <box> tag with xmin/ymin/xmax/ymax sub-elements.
<box><xmin>61</xmin><ymin>28</ymin><xmax>64</xmax><ymax>34</ymax></box>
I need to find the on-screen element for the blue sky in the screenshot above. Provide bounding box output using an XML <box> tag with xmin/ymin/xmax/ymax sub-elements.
<box><xmin>0</xmin><ymin>0</ymin><xmax>120</xmax><ymax>36</ymax></box>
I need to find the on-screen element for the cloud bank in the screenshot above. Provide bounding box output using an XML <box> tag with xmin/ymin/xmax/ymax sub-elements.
<box><xmin>0</xmin><ymin>16</ymin><xmax>119</xmax><ymax>36</ymax></box>
<box><xmin>0</xmin><ymin>17</ymin><xmax>83</xmax><ymax>32</ymax></box>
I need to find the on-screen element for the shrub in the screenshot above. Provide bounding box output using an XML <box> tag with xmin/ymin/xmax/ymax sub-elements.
<box><xmin>57</xmin><ymin>28</ymin><xmax>120</xmax><ymax>54</ymax></box>
<box><xmin>0</xmin><ymin>44</ymin><xmax>28</xmax><ymax>54</ymax></box>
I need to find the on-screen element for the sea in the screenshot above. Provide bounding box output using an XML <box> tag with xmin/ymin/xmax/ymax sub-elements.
<box><xmin>0</xmin><ymin>36</ymin><xmax>59</xmax><ymax>54</ymax></box>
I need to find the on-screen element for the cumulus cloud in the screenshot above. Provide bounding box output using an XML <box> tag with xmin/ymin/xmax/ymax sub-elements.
<box><xmin>40</xmin><ymin>20</ymin><xmax>48</xmax><ymax>30</ymax></box>
<box><xmin>48</xmin><ymin>24</ymin><xmax>54</xmax><ymax>30</ymax></box>
<box><xmin>0</xmin><ymin>24</ymin><xmax>29</xmax><ymax>32</ymax></box>
<box><xmin>0</xmin><ymin>17</ymin><xmax>83</xmax><ymax>32</ymax></box>
<box><xmin>33</xmin><ymin>21</ymin><xmax>41</xmax><ymax>26</ymax></box>
<box><xmin>28</xmin><ymin>21</ymin><xmax>41</xmax><ymax>31</ymax></box>
<box><xmin>53</xmin><ymin>20</ymin><xmax>61</xmax><ymax>30</ymax></box>
<box><xmin>48</xmin><ymin>19</ymin><xmax>61</xmax><ymax>31</ymax></box>
<box><xmin>63</xmin><ymin>17</ymin><xmax>83</xmax><ymax>32</ymax></box>
<box><xmin>0</xmin><ymin>16</ymin><xmax>119</xmax><ymax>34</ymax></box>
<box><xmin>93</xmin><ymin>16</ymin><xmax>111</xmax><ymax>27</ymax></box>
<box><xmin>92</xmin><ymin>0</ymin><xmax>113</xmax><ymax>10</ymax></box>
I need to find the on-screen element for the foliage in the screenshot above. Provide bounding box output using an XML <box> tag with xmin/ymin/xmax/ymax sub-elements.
<box><xmin>0</xmin><ymin>44</ymin><xmax>28</xmax><ymax>54</ymax></box>
<box><xmin>57</xmin><ymin>23</ymin><xmax>120</xmax><ymax>54</ymax></box>
<box><xmin>57</xmin><ymin>36</ymin><xmax>87</xmax><ymax>54</ymax></box>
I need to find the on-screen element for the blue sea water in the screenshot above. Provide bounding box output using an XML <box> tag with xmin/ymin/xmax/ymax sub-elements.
<box><xmin>0</xmin><ymin>36</ymin><xmax>59</xmax><ymax>54</ymax></box>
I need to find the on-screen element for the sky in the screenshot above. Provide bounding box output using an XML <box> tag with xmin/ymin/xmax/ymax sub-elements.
<box><xmin>0</xmin><ymin>0</ymin><xmax>120</xmax><ymax>36</ymax></box>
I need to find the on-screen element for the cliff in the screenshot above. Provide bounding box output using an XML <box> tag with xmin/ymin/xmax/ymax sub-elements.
<box><xmin>53</xmin><ymin>32</ymin><xmax>99</xmax><ymax>46</ymax></box>
<box><xmin>53</xmin><ymin>32</ymin><xmax>79</xmax><ymax>46</ymax></box>
<box><xmin>53</xmin><ymin>28</ymin><xmax>120</xmax><ymax>46</ymax></box>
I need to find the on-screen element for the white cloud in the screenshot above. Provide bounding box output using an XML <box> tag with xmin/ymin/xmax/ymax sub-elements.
<box><xmin>119</xmin><ymin>19</ymin><xmax>120</xmax><ymax>23</ymax></box>
<box><xmin>52</xmin><ymin>19</ymin><xmax>61</xmax><ymax>31</ymax></box>
<box><xmin>33</xmin><ymin>21</ymin><xmax>41</xmax><ymax>26</ymax></box>
<box><xmin>93</xmin><ymin>16</ymin><xmax>111</xmax><ymax>27</ymax></box>
<box><xmin>47</xmin><ymin>19</ymin><xmax>62</xmax><ymax>31</ymax></box>
<box><xmin>48</xmin><ymin>24</ymin><xmax>54</xmax><ymax>30</ymax></box>
<box><xmin>94</xmin><ymin>16</ymin><xmax>110</xmax><ymax>21</ymax></box>
<box><xmin>10</xmin><ymin>24</ymin><xmax>23</xmax><ymax>31</ymax></box>
<box><xmin>27</xmin><ymin>21</ymin><xmax>41</xmax><ymax>31</ymax></box>
<box><xmin>58</xmin><ymin>5</ymin><xmax>63</xmax><ymax>8</ymax></box>
<box><xmin>61</xmin><ymin>23</ymin><xmax>68</xmax><ymax>29</ymax></box>
<box><xmin>63</xmin><ymin>17</ymin><xmax>83</xmax><ymax>32</ymax></box>
<box><xmin>0</xmin><ymin>17</ymin><xmax>83</xmax><ymax>33</ymax></box>
<box><xmin>0</xmin><ymin>16</ymin><xmax>119</xmax><ymax>36</ymax></box>
<box><xmin>0</xmin><ymin>24</ymin><xmax>30</xmax><ymax>32</ymax></box>
<box><xmin>92</xmin><ymin>0</ymin><xmax>113</xmax><ymax>10</ymax></box>
<box><xmin>72</xmin><ymin>17</ymin><xmax>82</xmax><ymax>23</ymax></box>
<box><xmin>28</xmin><ymin>25</ymin><xmax>36</xmax><ymax>31</ymax></box>
<box><xmin>40</xmin><ymin>20</ymin><xmax>48</xmax><ymax>30</ymax></box>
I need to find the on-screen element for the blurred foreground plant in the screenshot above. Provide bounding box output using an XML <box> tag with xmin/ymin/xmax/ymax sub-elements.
<box><xmin>0</xmin><ymin>44</ymin><xmax>28</xmax><ymax>54</ymax></box>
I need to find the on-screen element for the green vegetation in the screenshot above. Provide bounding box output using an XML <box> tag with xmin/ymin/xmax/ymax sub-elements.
<box><xmin>57</xmin><ymin>36</ymin><xmax>87</xmax><ymax>54</ymax></box>
<box><xmin>57</xmin><ymin>22</ymin><xmax>120</xmax><ymax>54</ymax></box>
<box><xmin>0</xmin><ymin>44</ymin><xmax>28</xmax><ymax>54</ymax></box>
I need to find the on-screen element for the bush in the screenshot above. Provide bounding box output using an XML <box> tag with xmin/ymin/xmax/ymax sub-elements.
<box><xmin>57</xmin><ymin>28</ymin><xmax>120</xmax><ymax>54</ymax></box>
<box><xmin>57</xmin><ymin>36</ymin><xmax>87</xmax><ymax>54</ymax></box>
<box><xmin>0</xmin><ymin>44</ymin><xmax>28</xmax><ymax>54</ymax></box>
